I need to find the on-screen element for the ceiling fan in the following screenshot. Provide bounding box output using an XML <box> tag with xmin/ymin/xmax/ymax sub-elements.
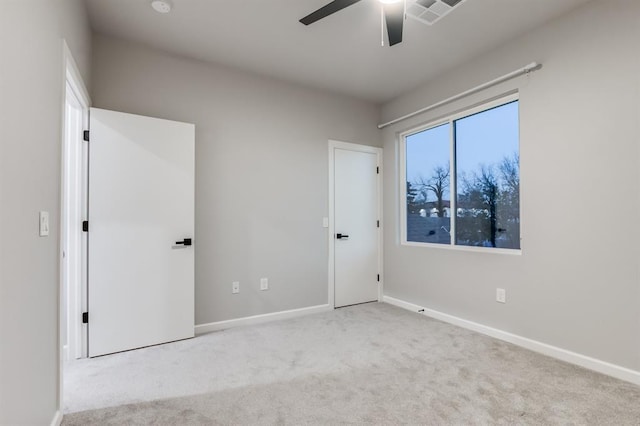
<box><xmin>299</xmin><ymin>0</ymin><xmax>467</xmax><ymax>47</ymax></box>
<box><xmin>300</xmin><ymin>0</ymin><xmax>406</xmax><ymax>46</ymax></box>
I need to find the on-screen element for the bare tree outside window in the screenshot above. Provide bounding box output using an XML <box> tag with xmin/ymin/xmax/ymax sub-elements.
<box><xmin>414</xmin><ymin>164</ymin><xmax>450</xmax><ymax>218</ymax></box>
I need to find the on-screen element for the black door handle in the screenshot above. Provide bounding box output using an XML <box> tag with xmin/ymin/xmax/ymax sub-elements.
<box><xmin>336</xmin><ymin>233</ymin><xmax>349</xmax><ymax>240</ymax></box>
<box><xmin>175</xmin><ymin>238</ymin><xmax>192</xmax><ymax>246</ymax></box>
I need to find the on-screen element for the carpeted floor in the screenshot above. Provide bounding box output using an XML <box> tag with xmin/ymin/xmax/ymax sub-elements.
<box><xmin>63</xmin><ymin>302</ymin><xmax>640</xmax><ymax>425</ymax></box>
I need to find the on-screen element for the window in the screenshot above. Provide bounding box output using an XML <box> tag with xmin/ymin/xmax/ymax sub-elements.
<box><xmin>403</xmin><ymin>95</ymin><xmax>520</xmax><ymax>251</ymax></box>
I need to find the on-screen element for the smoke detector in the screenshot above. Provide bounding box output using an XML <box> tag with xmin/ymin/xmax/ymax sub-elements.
<box><xmin>151</xmin><ymin>0</ymin><xmax>172</xmax><ymax>14</ymax></box>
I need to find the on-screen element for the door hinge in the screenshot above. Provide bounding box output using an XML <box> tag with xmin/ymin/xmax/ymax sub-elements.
<box><xmin>82</xmin><ymin>312</ymin><xmax>88</xmax><ymax>324</ymax></box>
<box><xmin>377</xmin><ymin>274</ymin><xmax>380</xmax><ymax>282</ymax></box>
<box><xmin>377</xmin><ymin>220</ymin><xmax>380</xmax><ymax>228</ymax></box>
<box><xmin>376</xmin><ymin>166</ymin><xmax>379</xmax><ymax>174</ymax></box>
<box><xmin>82</xmin><ymin>220</ymin><xmax>89</xmax><ymax>232</ymax></box>
<box><xmin>83</xmin><ymin>130</ymin><xmax>90</xmax><ymax>142</ymax></box>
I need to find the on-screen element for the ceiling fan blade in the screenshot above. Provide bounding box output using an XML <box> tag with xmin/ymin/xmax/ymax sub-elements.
<box><xmin>383</xmin><ymin>2</ymin><xmax>404</xmax><ymax>46</ymax></box>
<box><xmin>300</xmin><ymin>0</ymin><xmax>362</xmax><ymax>25</ymax></box>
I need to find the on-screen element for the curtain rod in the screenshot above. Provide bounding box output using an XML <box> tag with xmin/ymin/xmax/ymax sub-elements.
<box><xmin>377</xmin><ymin>62</ymin><xmax>541</xmax><ymax>129</ymax></box>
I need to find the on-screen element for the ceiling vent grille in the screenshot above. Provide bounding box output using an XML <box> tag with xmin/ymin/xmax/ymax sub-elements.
<box><xmin>406</xmin><ymin>0</ymin><xmax>468</xmax><ymax>26</ymax></box>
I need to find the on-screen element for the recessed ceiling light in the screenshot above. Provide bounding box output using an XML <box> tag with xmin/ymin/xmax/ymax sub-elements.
<box><xmin>379</xmin><ymin>0</ymin><xmax>402</xmax><ymax>4</ymax></box>
<box><xmin>151</xmin><ymin>0</ymin><xmax>172</xmax><ymax>14</ymax></box>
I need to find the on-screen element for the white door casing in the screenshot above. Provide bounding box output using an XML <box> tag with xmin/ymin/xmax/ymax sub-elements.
<box><xmin>88</xmin><ymin>108</ymin><xmax>195</xmax><ymax>357</ymax></box>
<box><xmin>329</xmin><ymin>140</ymin><xmax>382</xmax><ymax>308</ymax></box>
<box><xmin>62</xmin><ymin>82</ymin><xmax>84</xmax><ymax>361</ymax></box>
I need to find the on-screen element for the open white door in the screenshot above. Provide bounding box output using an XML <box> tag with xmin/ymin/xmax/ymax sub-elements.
<box><xmin>88</xmin><ymin>108</ymin><xmax>195</xmax><ymax>357</ymax></box>
<box><xmin>330</xmin><ymin>141</ymin><xmax>382</xmax><ymax>308</ymax></box>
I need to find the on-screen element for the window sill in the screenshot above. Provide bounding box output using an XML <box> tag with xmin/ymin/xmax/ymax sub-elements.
<box><xmin>401</xmin><ymin>241</ymin><xmax>522</xmax><ymax>256</ymax></box>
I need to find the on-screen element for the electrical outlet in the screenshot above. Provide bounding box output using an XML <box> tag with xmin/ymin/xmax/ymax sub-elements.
<box><xmin>496</xmin><ymin>288</ymin><xmax>506</xmax><ymax>303</ymax></box>
<box><xmin>260</xmin><ymin>277</ymin><xmax>269</xmax><ymax>291</ymax></box>
<box><xmin>232</xmin><ymin>281</ymin><xmax>240</xmax><ymax>294</ymax></box>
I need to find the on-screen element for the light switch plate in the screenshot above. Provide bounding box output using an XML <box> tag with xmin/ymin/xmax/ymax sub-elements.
<box><xmin>39</xmin><ymin>211</ymin><xmax>49</xmax><ymax>237</ymax></box>
<box><xmin>322</xmin><ymin>217</ymin><xmax>329</xmax><ymax>228</ymax></box>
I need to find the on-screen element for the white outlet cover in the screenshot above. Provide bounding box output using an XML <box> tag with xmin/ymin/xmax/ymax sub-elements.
<box><xmin>496</xmin><ymin>288</ymin><xmax>506</xmax><ymax>303</ymax></box>
<box><xmin>232</xmin><ymin>281</ymin><xmax>240</xmax><ymax>294</ymax></box>
<box><xmin>260</xmin><ymin>278</ymin><xmax>268</xmax><ymax>291</ymax></box>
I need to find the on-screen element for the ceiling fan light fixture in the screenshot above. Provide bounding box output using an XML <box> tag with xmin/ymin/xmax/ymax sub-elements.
<box><xmin>151</xmin><ymin>0</ymin><xmax>172</xmax><ymax>14</ymax></box>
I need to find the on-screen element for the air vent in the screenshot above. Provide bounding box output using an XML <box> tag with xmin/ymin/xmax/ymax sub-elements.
<box><xmin>416</xmin><ymin>0</ymin><xmax>436</xmax><ymax>7</ymax></box>
<box><xmin>406</xmin><ymin>0</ymin><xmax>468</xmax><ymax>26</ymax></box>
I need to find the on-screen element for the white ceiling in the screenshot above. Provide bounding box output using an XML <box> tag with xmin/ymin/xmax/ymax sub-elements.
<box><xmin>85</xmin><ymin>0</ymin><xmax>592</xmax><ymax>104</ymax></box>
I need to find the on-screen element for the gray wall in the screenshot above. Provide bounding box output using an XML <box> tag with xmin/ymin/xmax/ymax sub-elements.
<box><xmin>91</xmin><ymin>35</ymin><xmax>381</xmax><ymax>325</ymax></box>
<box><xmin>0</xmin><ymin>0</ymin><xmax>91</xmax><ymax>424</ymax></box>
<box><xmin>381</xmin><ymin>0</ymin><xmax>640</xmax><ymax>370</ymax></box>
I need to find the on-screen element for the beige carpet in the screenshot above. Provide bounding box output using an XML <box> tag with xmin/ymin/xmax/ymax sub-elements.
<box><xmin>63</xmin><ymin>303</ymin><xmax>640</xmax><ymax>424</ymax></box>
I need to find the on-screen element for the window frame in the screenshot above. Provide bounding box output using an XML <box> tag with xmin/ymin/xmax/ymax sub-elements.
<box><xmin>399</xmin><ymin>93</ymin><xmax>521</xmax><ymax>255</ymax></box>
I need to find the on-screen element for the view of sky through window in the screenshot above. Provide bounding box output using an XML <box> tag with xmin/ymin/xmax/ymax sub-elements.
<box><xmin>406</xmin><ymin>122</ymin><xmax>450</xmax><ymax>187</ymax></box>
<box><xmin>456</xmin><ymin>101</ymin><xmax>519</xmax><ymax>187</ymax></box>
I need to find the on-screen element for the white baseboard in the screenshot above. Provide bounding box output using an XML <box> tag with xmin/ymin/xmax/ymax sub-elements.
<box><xmin>383</xmin><ymin>295</ymin><xmax>640</xmax><ymax>386</ymax></box>
<box><xmin>195</xmin><ymin>304</ymin><xmax>333</xmax><ymax>335</ymax></box>
<box><xmin>50</xmin><ymin>410</ymin><xmax>63</xmax><ymax>426</ymax></box>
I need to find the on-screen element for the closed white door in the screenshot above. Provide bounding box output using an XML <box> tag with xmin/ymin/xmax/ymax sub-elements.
<box><xmin>333</xmin><ymin>144</ymin><xmax>381</xmax><ymax>308</ymax></box>
<box><xmin>88</xmin><ymin>108</ymin><xmax>195</xmax><ymax>357</ymax></box>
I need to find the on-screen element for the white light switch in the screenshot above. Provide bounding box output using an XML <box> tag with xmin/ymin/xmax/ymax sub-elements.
<box><xmin>39</xmin><ymin>211</ymin><xmax>49</xmax><ymax>237</ymax></box>
<box><xmin>322</xmin><ymin>217</ymin><xmax>329</xmax><ymax>228</ymax></box>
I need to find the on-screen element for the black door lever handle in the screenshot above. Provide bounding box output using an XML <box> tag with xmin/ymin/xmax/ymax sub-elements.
<box><xmin>336</xmin><ymin>233</ymin><xmax>349</xmax><ymax>240</ymax></box>
<box><xmin>176</xmin><ymin>238</ymin><xmax>192</xmax><ymax>246</ymax></box>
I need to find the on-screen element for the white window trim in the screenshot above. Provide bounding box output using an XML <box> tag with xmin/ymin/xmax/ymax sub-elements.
<box><xmin>399</xmin><ymin>93</ymin><xmax>521</xmax><ymax>255</ymax></box>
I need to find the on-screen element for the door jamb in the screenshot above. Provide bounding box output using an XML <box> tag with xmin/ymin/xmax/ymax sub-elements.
<box><xmin>59</xmin><ymin>39</ymin><xmax>91</xmax><ymax>414</ymax></box>
<box><xmin>328</xmin><ymin>140</ymin><xmax>383</xmax><ymax>309</ymax></box>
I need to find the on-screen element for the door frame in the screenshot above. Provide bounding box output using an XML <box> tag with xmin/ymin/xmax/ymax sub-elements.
<box><xmin>328</xmin><ymin>140</ymin><xmax>383</xmax><ymax>308</ymax></box>
<box><xmin>59</xmin><ymin>40</ymin><xmax>91</xmax><ymax>412</ymax></box>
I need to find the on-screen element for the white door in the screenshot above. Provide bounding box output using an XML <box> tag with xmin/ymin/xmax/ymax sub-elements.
<box><xmin>332</xmin><ymin>142</ymin><xmax>381</xmax><ymax>308</ymax></box>
<box><xmin>88</xmin><ymin>108</ymin><xmax>195</xmax><ymax>357</ymax></box>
